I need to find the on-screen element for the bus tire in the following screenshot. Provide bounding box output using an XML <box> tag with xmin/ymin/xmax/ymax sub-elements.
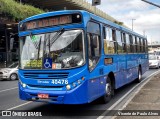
<box><xmin>101</xmin><ymin>76</ymin><xmax>114</xmax><ymax>104</ymax></box>
<box><xmin>135</xmin><ymin>68</ymin><xmax>142</xmax><ymax>83</ymax></box>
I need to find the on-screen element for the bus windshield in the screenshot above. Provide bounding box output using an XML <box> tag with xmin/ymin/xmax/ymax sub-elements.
<box><xmin>20</xmin><ymin>29</ymin><xmax>85</xmax><ymax>69</ymax></box>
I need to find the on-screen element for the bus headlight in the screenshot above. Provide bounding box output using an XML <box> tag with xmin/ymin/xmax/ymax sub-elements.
<box><xmin>22</xmin><ymin>83</ymin><xmax>27</xmax><ymax>88</ymax></box>
<box><xmin>19</xmin><ymin>79</ymin><xmax>27</xmax><ymax>88</ymax></box>
<box><xmin>66</xmin><ymin>85</ymin><xmax>71</xmax><ymax>90</ymax></box>
<box><xmin>66</xmin><ymin>77</ymin><xmax>85</xmax><ymax>90</ymax></box>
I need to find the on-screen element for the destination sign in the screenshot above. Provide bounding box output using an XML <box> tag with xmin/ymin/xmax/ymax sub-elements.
<box><xmin>20</xmin><ymin>13</ymin><xmax>82</xmax><ymax>31</ymax></box>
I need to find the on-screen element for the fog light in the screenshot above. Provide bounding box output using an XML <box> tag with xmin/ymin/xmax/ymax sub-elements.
<box><xmin>66</xmin><ymin>85</ymin><xmax>71</xmax><ymax>90</ymax></box>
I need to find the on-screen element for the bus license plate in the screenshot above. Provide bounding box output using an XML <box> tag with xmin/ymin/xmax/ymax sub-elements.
<box><xmin>38</xmin><ymin>94</ymin><xmax>49</xmax><ymax>99</ymax></box>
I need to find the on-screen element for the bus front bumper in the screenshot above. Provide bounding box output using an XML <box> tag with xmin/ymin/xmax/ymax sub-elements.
<box><xmin>18</xmin><ymin>81</ymin><xmax>88</xmax><ymax>104</ymax></box>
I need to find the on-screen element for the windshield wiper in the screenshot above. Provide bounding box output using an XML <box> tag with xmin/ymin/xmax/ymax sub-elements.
<box><xmin>36</xmin><ymin>36</ymin><xmax>42</xmax><ymax>68</ymax></box>
<box><xmin>47</xmin><ymin>28</ymin><xmax>64</xmax><ymax>56</ymax></box>
<box><xmin>37</xmin><ymin>36</ymin><xmax>42</xmax><ymax>60</ymax></box>
<box><xmin>47</xmin><ymin>28</ymin><xmax>64</xmax><ymax>47</ymax></box>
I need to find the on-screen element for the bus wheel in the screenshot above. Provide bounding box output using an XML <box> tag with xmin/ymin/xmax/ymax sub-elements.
<box><xmin>101</xmin><ymin>76</ymin><xmax>113</xmax><ymax>104</ymax></box>
<box><xmin>135</xmin><ymin>68</ymin><xmax>142</xmax><ymax>83</ymax></box>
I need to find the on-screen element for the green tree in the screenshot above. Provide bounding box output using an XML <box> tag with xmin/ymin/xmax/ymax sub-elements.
<box><xmin>0</xmin><ymin>0</ymin><xmax>44</xmax><ymax>21</ymax></box>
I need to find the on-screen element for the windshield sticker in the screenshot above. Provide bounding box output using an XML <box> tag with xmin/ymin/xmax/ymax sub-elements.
<box><xmin>43</xmin><ymin>58</ymin><xmax>52</xmax><ymax>69</ymax></box>
<box><xmin>22</xmin><ymin>60</ymin><xmax>42</xmax><ymax>68</ymax></box>
<box><xmin>31</xmin><ymin>35</ymin><xmax>40</xmax><ymax>42</ymax></box>
<box><xmin>52</xmin><ymin>63</ymin><xmax>61</xmax><ymax>69</ymax></box>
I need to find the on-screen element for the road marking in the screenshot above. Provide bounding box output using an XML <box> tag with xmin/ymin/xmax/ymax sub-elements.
<box><xmin>97</xmin><ymin>70</ymin><xmax>160</xmax><ymax>119</ymax></box>
<box><xmin>0</xmin><ymin>101</ymin><xmax>33</xmax><ymax>115</ymax></box>
<box><xmin>6</xmin><ymin>101</ymin><xmax>33</xmax><ymax>110</ymax></box>
<box><xmin>0</xmin><ymin>87</ymin><xmax>18</xmax><ymax>93</ymax></box>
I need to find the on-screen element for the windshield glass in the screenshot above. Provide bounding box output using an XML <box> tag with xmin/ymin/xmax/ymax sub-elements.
<box><xmin>149</xmin><ymin>55</ymin><xmax>157</xmax><ymax>60</ymax></box>
<box><xmin>19</xmin><ymin>29</ymin><xmax>85</xmax><ymax>69</ymax></box>
<box><xmin>8</xmin><ymin>62</ymin><xmax>18</xmax><ymax>68</ymax></box>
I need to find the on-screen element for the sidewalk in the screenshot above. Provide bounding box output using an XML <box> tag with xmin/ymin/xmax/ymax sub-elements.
<box><xmin>115</xmin><ymin>71</ymin><xmax>160</xmax><ymax>119</ymax></box>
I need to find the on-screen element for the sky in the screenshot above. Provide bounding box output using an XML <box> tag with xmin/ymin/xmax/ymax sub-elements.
<box><xmin>86</xmin><ymin>0</ymin><xmax>160</xmax><ymax>44</ymax></box>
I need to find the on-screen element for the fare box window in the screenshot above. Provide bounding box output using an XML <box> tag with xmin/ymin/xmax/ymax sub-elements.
<box><xmin>104</xmin><ymin>58</ymin><xmax>113</xmax><ymax>65</ymax></box>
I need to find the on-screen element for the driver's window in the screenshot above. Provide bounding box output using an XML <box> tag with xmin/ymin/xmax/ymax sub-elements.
<box><xmin>87</xmin><ymin>22</ymin><xmax>101</xmax><ymax>71</ymax></box>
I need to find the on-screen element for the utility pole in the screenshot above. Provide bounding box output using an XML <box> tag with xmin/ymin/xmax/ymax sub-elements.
<box><xmin>141</xmin><ymin>0</ymin><xmax>160</xmax><ymax>8</ymax></box>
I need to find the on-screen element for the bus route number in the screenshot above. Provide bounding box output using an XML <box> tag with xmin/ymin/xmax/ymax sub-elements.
<box><xmin>51</xmin><ymin>79</ymin><xmax>68</xmax><ymax>85</ymax></box>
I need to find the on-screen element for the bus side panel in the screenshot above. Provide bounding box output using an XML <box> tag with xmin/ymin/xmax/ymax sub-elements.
<box><xmin>142</xmin><ymin>54</ymin><xmax>149</xmax><ymax>75</ymax></box>
<box><xmin>87</xmin><ymin>77</ymin><xmax>100</xmax><ymax>102</ymax></box>
<box><xmin>87</xmin><ymin>66</ymin><xmax>106</xmax><ymax>102</ymax></box>
<box><xmin>126</xmin><ymin>54</ymin><xmax>138</xmax><ymax>83</ymax></box>
<box><xmin>114</xmin><ymin>54</ymin><xmax>127</xmax><ymax>89</ymax></box>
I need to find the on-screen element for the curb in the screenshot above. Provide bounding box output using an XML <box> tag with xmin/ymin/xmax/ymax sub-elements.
<box><xmin>112</xmin><ymin>69</ymin><xmax>160</xmax><ymax>119</ymax></box>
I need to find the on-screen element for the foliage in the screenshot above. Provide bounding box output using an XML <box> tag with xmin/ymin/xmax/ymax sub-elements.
<box><xmin>114</xmin><ymin>21</ymin><xmax>124</xmax><ymax>26</ymax></box>
<box><xmin>0</xmin><ymin>0</ymin><xmax>44</xmax><ymax>21</ymax></box>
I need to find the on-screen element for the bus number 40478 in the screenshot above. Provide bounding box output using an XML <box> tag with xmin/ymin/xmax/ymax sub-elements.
<box><xmin>51</xmin><ymin>79</ymin><xmax>68</xmax><ymax>85</ymax></box>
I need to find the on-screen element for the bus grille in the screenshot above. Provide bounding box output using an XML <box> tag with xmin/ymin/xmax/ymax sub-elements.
<box><xmin>23</xmin><ymin>72</ymin><xmax>69</xmax><ymax>79</ymax></box>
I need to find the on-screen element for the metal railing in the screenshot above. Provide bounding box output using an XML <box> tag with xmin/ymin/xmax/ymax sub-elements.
<box><xmin>0</xmin><ymin>52</ymin><xmax>18</xmax><ymax>68</ymax></box>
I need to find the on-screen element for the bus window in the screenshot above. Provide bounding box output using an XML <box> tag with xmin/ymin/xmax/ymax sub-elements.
<box><xmin>112</xmin><ymin>29</ymin><xmax>116</xmax><ymax>41</ymax></box>
<box><xmin>116</xmin><ymin>30</ymin><xmax>123</xmax><ymax>53</ymax></box>
<box><xmin>139</xmin><ymin>38</ymin><xmax>143</xmax><ymax>53</ymax></box>
<box><xmin>135</xmin><ymin>36</ymin><xmax>138</xmax><ymax>53</ymax></box>
<box><xmin>129</xmin><ymin>35</ymin><xmax>134</xmax><ymax>53</ymax></box>
<box><xmin>122</xmin><ymin>33</ymin><xmax>126</xmax><ymax>53</ymax></box>
<box><xmin>87</xmin><ymin>33</ymin><xmax>100</xmax><ymax>71</ymax></box>
<box><xmin>87</xmin><ymin>22</ymin><xmax>100</xmax><ymax>35</ymax></box>
<box><xmin>126</xmin><ymin>34</ymin><xmax>130</xmax><ymax>53</ymax></box>
<box><xmin>143</xmin><ymin>39</ymin><xmax>145</xmax><ymax>53</ymax></box>
<box><xmin>87</xmin><ymin>22</ymin><xmax>101</xmax><ymax>71</ymax></box>
<box><xmin>104</xmin><ymin>27</ymin><xmax>116</xmax><ymax>54</ymax></box>
<box><xmin>133</xmin><ymin>36</ymin><xmax>137</xmax><ymax>53</ymax></box>
<box><xmin>145</xmin><ymin>39</ymin><xmax>148</xmax><ymax>53</ymax></box>
<box><xmin>136</xmin><ymin>37</ymin><xmax>140</xmax><ymax>53</ymax></box>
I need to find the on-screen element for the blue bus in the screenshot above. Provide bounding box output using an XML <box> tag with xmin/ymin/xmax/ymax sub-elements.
<box><xmin>18</xmin><ymin>10</ymin><xmax>148</xmax><ymax>104</ymax></box>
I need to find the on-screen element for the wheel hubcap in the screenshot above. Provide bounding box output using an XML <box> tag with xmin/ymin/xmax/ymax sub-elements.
<box><xmin>106</xmin><ymin>83</ymin><xmax>111</xmax><ymax>96</ymax></box>
<box><xmin>11</xmin><ymin>74</ymin><xmax>16</xmax><ymax>80</ymax></box>
<box><xmin>139</xmin><ymin>71</ymin><xmax>141</xmax><ymax>80</ymax></box>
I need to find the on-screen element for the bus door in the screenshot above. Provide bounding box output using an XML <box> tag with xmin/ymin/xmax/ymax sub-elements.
<box><xmin>87</xmin><ymin>22</ymin><xmax>104</xmax><ymax>101</ymax></box>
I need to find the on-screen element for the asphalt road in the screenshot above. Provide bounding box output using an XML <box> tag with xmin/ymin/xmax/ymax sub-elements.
<box><xmin>0</xmin><ymin>69</ymin><xmax>158</xmax><ymax>119</ymax></box>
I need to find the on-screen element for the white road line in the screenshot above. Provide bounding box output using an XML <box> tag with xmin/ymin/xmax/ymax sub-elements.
<box><xmin>6</xmin><ymin>101</ymin><xmax>33</xmax><ymax>110</ymax></box>
<box><xmin>97</xmin><ymin>70</ymin><xmax>160</xmax><ymax>119</ymax></box>
<box><xmin>0</xmin><ymin>87</ymin><xmax>18</xmax><ymax>93</ymax></box>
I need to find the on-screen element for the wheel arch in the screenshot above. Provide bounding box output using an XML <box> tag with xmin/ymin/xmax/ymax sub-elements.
<box><xmin>107</xmin><ymin>72</ymin><xmax>115</xmax><ymax>90</ymax></box>
<box><xmin>139</xmin><ymin>64</ymin><xmax>142</xmax><ymax>73</ymax></box>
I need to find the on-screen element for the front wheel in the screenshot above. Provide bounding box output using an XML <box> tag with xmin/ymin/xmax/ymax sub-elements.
<box><xmin>101</xmin><ymin>76</ymin><xmax>114</xmax><ymax>104</ymax></box>
<box><xmin>10</xmin><ymin>73</ymin><xmax>17</xmax><ymax>81</ymax></box>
